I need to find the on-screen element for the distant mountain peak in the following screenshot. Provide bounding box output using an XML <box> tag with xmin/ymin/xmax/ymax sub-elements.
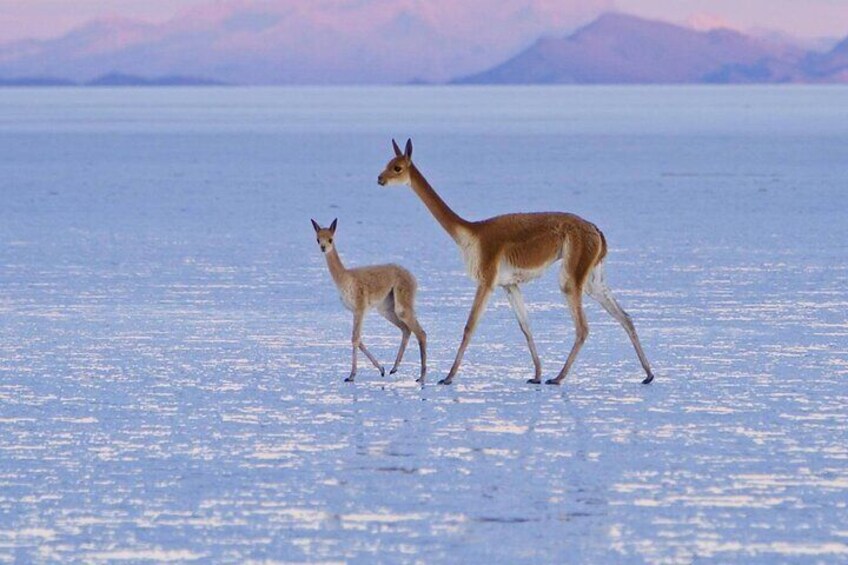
<box><xmin>686</xmin><ymin>13</ymin><xmax>739</xmax><ymax>33</ymax></box>
<box><xmin>591</xmin><ymin>12</ymin><xmax>649</xmax><ymax>25</ymax></box>
<box><xmin>581</xmin><ymin>12</ymin><xmax>675</xmax><ymax>31</ymax></box>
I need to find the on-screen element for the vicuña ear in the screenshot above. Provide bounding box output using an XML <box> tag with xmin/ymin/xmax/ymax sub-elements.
<box><xmin>311</xmin><ymin>219</ymin><xmax>321</xmax><ymax>233</ymax></box>
<box><xmin>392</xmin><ymin>139</ymin><xmax>402</xmax><ymax>157</ymax></box>
<box><xmin>329</xmin><ymin>218</ymin><xmax>338</xmax><ymax>234</ymax></box>
<box><xmin>404</xmin><ymin>138</ymin><xmax>413</xmax><ymax>159</ymax></box>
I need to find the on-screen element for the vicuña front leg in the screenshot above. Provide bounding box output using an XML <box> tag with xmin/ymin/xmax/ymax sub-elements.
<box><xmin>346</xmin><ymin>310</ymin><xmax>385</xmax><ymax>382</ymax></box>
<box><xmin>505</xmin><ymin>285</ymin><xmax>543</xmax><ymax>384</ymax></box>
<box><xmin>440</xmin><ymin>283</ymin><xmax>492</xmax><ymax>385</ymax></box>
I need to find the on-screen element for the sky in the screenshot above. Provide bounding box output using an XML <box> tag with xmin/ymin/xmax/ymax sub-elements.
<box><xmin>1</xmin><ymin>0</ymin><xmax>846</xmax><ymax>43</ymax></box>
<box><xmin>614</xmin><ymin>0</ymin><xmax>848</xmax><ymax>39</ymax></box>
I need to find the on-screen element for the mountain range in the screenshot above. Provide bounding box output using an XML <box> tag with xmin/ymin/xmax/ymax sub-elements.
<box><xmin>0</xmin><ymin>0</ymin><xmax>610</xmax><ymax>85</ymax></box>
<box><xmin>459</xmin><ymin>14</ymin><xmax>848</xmax><ymax>84</ymax></box>
<box><xmin>0</xmin><ymin>3</ymin><xmax>845</xmax><ymax>85</ymax></box>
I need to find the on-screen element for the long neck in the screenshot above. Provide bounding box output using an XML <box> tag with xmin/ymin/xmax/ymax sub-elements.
<box><xmin>408</xmin><ymin>164</ymin><xmax>470</xmax><ymax>240</ymax></box>
<box><xmin>324</xmin><ymin>247</ymin><xmax>347</xmax><ymax>286</ymax></box>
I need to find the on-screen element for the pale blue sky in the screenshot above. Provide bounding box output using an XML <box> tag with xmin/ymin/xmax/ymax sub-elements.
<box><xmin>1</xmin><ymin>0</ymin><xmax>846</xmax><ymax>43</ymax></box>
<box><xmin>615</xmin><ymin>0</ymin><xmax>848</xmax><ymax>38</ymax></box>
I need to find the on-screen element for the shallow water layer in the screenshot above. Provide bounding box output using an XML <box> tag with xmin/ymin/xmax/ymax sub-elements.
<box><xmin>0</xmin><ymin>86</ymin><xmax>847</xmax><ymax>563</ymax></box>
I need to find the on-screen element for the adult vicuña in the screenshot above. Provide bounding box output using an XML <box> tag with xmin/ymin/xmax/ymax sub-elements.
<box><xmin>377</xmin><ymin>139</ymin><xmax>654</xmax><ymax>386</ymax></box>
<box><xmin>312</xmin><ymin>218</ymin><xmax>427</xmax><ymax>383</ymax></box>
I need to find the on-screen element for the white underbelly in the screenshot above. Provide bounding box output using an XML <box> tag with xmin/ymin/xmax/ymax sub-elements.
<box><xmin>496</xmin><ymin>262</ymin><xmax>547</xmax><ymax>286</ymax></box>
<box><xmin>456</xmin><ymin>230</ymin><xmax>551</xmax><ymax>285</ymax></box>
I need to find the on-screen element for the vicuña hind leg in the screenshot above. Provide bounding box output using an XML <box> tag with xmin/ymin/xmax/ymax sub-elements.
<box><xmin>393</xmin><ymin>285</ymin><xmax>427</xmax><ymax>383</ymax></box>
<box><xmin>548</xmin><ymin>282</ymin><xmax>589</xmax><ymax>385</ymax></box>
<box><xmin>548</xmin><ymin>253</ymin><xmax>593</xmax><ymax>386</ymax></box>
<box><xmin>379</xmin><ymin>305</ymin><xmax>411</xmax><ymax>375</ymax></box>
<box><xmin>585</xmin><ymin>262</ymin><xmax>655</xmax><ymax>384</ymax></box>
<box><xmin>359</xmin><ymin>343</ymin><xmax>384</xmax><ymax>376</ymax></box>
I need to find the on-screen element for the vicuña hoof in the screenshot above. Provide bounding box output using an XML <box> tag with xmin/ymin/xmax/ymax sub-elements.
<box><xmin>527</xmin><ymin>378</ymin><xmax>542</xmax><ymax>384</ymax></box>
<box><xmin>344</xmin><ymin>376</ymin><xmax>355</xmax><ymax>383</ymax></box>
<box><xmin>390</xmin><ymin>367</ymin><xmax>399</xmax><ymax>375</ymax></box>
<box><xmin>415</xmin><ymin>376</ymin><xmax>425</xmax><ymax>384</ymax></box>
<box><xmin>438</xmin><ymin>378</ymin><xmax>453</xmax><ymax>385</ymax></box>
<box><xmin>642</xmin><ymin>373</ymin><xmax>654</xmax><ymax>385</ymax></box>
<box><xmin>379</xmin><ymin>367</ymin><xmax>386</xmax><ymax>377</ymax></box>
<box><xmin>545</xmin><ymin>378</ymin><xmax>561</xmax><ymax>385</ymax></box>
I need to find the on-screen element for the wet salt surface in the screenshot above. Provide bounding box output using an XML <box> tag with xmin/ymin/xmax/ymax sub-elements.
<box><xmin>1</xmin><ymin>86</ymin><xmax>847</xmax><ymax>562</ymax></box>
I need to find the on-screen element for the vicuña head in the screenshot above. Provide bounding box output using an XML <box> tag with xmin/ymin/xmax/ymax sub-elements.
<box><xmin>377</xmin><ymin>138</ymin><xmax>413</xmax><ymax>187</ymax></box>
<box><xmin>311</xmin><ymin>218</ymin><xmax>337</xmax><ymax>253</ymax></box>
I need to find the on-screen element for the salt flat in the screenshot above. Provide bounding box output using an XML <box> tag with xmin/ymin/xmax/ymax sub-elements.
<box><xmin>0</xmin><ymin>86</ymin><xmax>846</xmax><ymax>562</ymax></box>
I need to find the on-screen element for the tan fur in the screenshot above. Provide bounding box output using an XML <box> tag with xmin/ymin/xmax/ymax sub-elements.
<box><xmin>377</xmin><ymin>139</ymin><xmax>654</xmax><ymax>386</ymax></box>
<box><xmin>312</xmin><ymin>219</ymin><xmax>427</xmax><ymax>383</ymax></box>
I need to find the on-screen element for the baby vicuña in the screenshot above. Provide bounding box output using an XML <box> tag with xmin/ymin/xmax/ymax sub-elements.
<box><xmin>312</xmin><ymin>219</ymin><xmax>427</xmax><ymax>383</ymax></box>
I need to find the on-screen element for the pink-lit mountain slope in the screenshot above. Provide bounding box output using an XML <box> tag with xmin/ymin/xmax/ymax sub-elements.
<box><xmin>457</xmin><ymin>13</ymin><xmax>847</xmax><ymax>84</ymax></box>
<box><xmin>0</xmin><ymin>0</ymin><xmax>611</xmax><ymax>84</ymax></box>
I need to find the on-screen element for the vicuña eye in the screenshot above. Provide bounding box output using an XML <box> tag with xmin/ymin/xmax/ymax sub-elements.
<box><xmin>393</xmin><ymin>166</ymin><xmax>402</xmax><ymax>172</ymax></box>
<box><xmin>329</xmin><ymin>239</ymin><xmax>333</xmax><ymax>244</ymax></box>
